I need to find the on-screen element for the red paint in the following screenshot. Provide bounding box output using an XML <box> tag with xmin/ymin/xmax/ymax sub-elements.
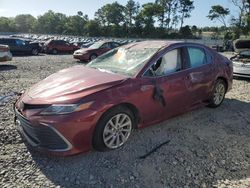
<box><xmin>15</xmin><ymin>41</ymin><xmax>233</xmax><ymax>156</ymax></box>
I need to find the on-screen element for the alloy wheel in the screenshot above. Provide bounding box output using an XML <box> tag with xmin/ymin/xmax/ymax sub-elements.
<box><xmin>213</xmin><ymin>82</ymin><xmax>226</xmax><ymax>105</ymax></box>
<box><xmin>103</xmin><ymin>113</ymin><xmax>132</xmax><ymax>149</ymax></box>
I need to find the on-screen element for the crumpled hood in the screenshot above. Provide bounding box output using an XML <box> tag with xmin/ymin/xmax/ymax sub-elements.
<box><xmin>24</xmin><ymin>65</ymin><xmax>127</xmax><ymax>104</ymax></box>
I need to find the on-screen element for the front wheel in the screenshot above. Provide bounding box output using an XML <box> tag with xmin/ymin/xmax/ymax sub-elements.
<box><xmin>208</xmin><ymin>79</ymin><xmax>226</xmax><ymax>108</ymax></box>
<box><xmin>89</xmin><ymin>54</ymin><xmax>97</xmax><ymax>61</ymax></box>
<box><xmin>93</xmin><ymin>106</ymin><xmax>134</xmax><ymax>151</ymax></box>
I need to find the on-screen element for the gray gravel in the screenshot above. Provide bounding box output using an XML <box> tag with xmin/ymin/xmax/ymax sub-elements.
<box><xmin>0</xmin><ymin>54</ymin><xmax>250</xmax><ymax>188</ymax></box>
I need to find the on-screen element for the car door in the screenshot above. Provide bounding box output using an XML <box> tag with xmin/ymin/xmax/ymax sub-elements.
<box><xmin>6</xmin><ymin>39</ymin><xmax>18</xmax><ymax>53</ymax></box>
<box><xmin>58</xmin><ymin>40</ymin><xmax>66</xmax><ymax>52</ymax></box>
<box><xmin>140</xmin><ymin>47</ymin><xmax>193</xmax><ymax>122</ymax></box>
<box><xmin>98</xmin><ymin>43</ymin><xmax>111</xmax><ymax>55</ymax></box>
<box><xmin>154</xmin><ymin>47</ymin><xmax>194</xmax><ymax>118</ymax></box>
<box><xmin>183</xmin><ymin>46</ymin><xmax>215</xmax><ymax>105</ymax></box>
<box><xmin>15</xmin><ymin>39</ymin><xmax>30</xmax><ymax>54</ymax></box>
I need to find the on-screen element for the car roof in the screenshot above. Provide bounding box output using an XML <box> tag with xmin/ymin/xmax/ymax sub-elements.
<box><xmin>121</xmin><ymin>40</ymin><xmax>183</xmax><ymax>50</ymax></box>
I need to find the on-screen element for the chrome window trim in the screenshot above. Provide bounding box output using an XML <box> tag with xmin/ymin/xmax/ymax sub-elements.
<box><xmin>141</xmin><ymin>44</ymin><xmax>212</xmax><ymax>78</ymax></box>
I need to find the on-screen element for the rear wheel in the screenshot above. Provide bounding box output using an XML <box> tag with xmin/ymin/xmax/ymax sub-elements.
<box><xmin>208</xmin><ymin>79</ymin><xmax>226</xmax><ymax>108</ymax></box>
<box><xmin>31</xmin><ymin>48</ymin><xmax>38</xmax><ymax>55</ymax></box>
<box><xmin>52</xmin><ymin>49</ymin><xmax>58</xmax><ymax>54</ymax></box>
<box><xmin>93</xmin><ymin>106</ymin><xmax>135</xmax><ymax>151</ymax></box>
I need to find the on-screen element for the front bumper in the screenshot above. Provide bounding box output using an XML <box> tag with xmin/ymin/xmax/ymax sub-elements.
<box><xmin>73</xmin><ymin>53</ymin><xmax>89</xmax><ymax>61</ymax></box>
<box><xmin>15</xmin><ymin>108</ymin><xmax>72</xmax><ymax>152</ymax></box>
<box><xmin>14</xmin><ymin>97</ymin><xmax>101</xmax><ymax>156</ymax></box>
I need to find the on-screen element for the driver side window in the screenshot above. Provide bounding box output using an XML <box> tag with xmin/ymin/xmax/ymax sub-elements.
<box><xmin>147</xmin><ymin>48</ymin><xmax>182</xmax><ymax>77</ymax></box>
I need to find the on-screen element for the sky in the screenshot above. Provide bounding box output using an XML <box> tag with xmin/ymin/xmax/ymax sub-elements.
<box><xmin>0</xmin><ymin>0</ymin><xmax>239</xmax><ymax>27</ymax></box>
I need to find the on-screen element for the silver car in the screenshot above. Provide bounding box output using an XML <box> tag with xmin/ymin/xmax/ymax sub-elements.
<box><xmin>231</xmin><ymin>39</ymin><xmax>250</xmax><ymax>78</ymax></box>
<box><xmin>0</xmin><ymin>44</ymin><xmax>12</xmax><ymax>62</ymax></box>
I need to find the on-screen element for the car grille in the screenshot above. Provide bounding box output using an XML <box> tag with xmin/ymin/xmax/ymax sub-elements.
<box><xmin>15</xmin><ymin>108</ymin><xmax>71</xmax><ymax>151</ymax></box>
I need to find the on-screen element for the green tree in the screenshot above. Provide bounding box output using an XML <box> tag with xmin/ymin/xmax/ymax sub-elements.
<box><xmin>14</xmin><ymin>14</ymin><xmax>36</xmax><ymax>33</ymax></box>
<box><xmin>64</xmin><ymin>13</ymin><xmax>88</xmax><ymax>35</ymax></box>
<box><xmin>155</xmin><ymin>0</ymin><xmax>179</xmax><ymax>30</ymax></box>
<box><xmin>125</xmin><ymin>0</ymin><xmax>140</xmax><ymax>28</ymax></box>
<box><xmin>36</xmin><ymin>11</ymin><xmax>67</xmax><ymax>34</ymax></box>
<box><xmin>84</xmin><ymin>20</ymin><xmax>100</xmax><ymax>37</ymax></box>
<box><xmin>179</xmin><ymin>0</ymin><xmax>194</xmax><ymax>28</ymax></box>
<box><xmin>139</xmin><ymin>3</ymin><xmax>162</xmax><ymax>30</ymax></box>
<box><xmin>95</xmin><ymin>2</ymin><xmax>125</xmax><ymax>26</ymax></box>
<box><xmin>0</xmin><ymin>17</ymin><xmax>16</xmax><ymax>32</ymax></box>
<box><xmin>207</xmin><ymin>5</ymin><xmax>230</xmax><ymax>27</ymax></box>
<box><xmin>179</xmin><ymin>25</ymin><xmax>193</xmax><ymax>38</ymax></box>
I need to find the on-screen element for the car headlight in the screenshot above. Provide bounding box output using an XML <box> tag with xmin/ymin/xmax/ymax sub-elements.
<box><xmin>40</xmin><ymin>101</ymin><xmax>94</xmax><ymax>115</ymax></box>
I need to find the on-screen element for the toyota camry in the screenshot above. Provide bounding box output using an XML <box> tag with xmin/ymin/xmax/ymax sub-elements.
<box><xmin>14</xmin><ymin>41</ymin><xmax>233</xmax><ymax>156</ymax></box>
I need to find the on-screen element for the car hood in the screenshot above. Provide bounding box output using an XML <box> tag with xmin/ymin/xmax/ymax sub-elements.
<box><xmin>23</xmin><ymin>65</ymin><xmax>127</xmax><ymax>104</ymax></box>
<box><xmin>75</xmin><ymin>48</ymin><xmax>95</xmax><ymax>54</ymax></box>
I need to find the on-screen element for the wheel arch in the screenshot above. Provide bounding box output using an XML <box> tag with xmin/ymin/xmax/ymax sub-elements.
<box><xmin>217</xmin><ymin>76</ymin><xmax>228</xmax><ymax>92</ymax></box>
<box><xmin>97</xmin><ymin>102</ymin><xmax>141</xmax><ymax>129</ymax></box>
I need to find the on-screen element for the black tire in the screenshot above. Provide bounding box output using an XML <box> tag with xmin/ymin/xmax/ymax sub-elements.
<box><xmin>89</xmin><ymin>54</ymin><xmax>97</xmax><ymax>61</ymax></box>
<box><xmin>207</xmin><ymin>79</ymin><xmax>226</xmax><ymax>108</ymax></box>
<box><xmin>52</xmin><ymin>49</ymin><xmax>58</xmax><ymax>54</ymax></box>
<box><xmin>31</xmin><ymin>48</ymin><xmax>39</xmax><ymax>55</ymax></box>
<box><xmin>93</xmin><ymin>106</ymin><xmax>135</xmax><ymax>151</ymax></box>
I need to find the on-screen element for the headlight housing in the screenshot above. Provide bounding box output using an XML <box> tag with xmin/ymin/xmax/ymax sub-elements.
<box><xmin>40</xmin><ymin>101</ymin><xmax>94</xmax><ymax>115</ymax></box>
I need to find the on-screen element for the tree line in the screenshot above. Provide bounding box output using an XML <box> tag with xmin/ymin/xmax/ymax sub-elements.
<box><xmin>0</xmin><ymin>0</ymin><xmax>249</xmax><ymax>39</ymax></box>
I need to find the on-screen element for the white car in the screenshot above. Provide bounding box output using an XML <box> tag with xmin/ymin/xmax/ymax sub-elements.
<box><xmin>231</xmin><ymin>40</ymin><xmax>250</xmax><ymax>78</ymax></box>
<box><xmin>0</xmin><ymin>44</ymin><xmax>12</xmax><ymax>62</ymax></box>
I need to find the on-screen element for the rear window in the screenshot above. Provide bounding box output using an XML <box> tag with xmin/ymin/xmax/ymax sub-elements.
<box><xmin>187</xmin><ymin>47</ymin><xmax>207</xmax><ymax>68</ymax></box>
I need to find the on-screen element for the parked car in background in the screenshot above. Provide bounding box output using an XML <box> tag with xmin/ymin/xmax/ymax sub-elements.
<box><xmin>0</xmin><ymin>45</ymin><xmax>12</xmax><ymax>62</ymax></box>
<box><xmin>0</xmin><ymin>38</ymin><xmax>41</xmax><ymax>55</ymax></box>
<box><xmin>230</xmin><ymin>39</ymin><xmax>250</xmax><ymax>78</ymax></box>
<box><xmin>43</xmin><ymin>40</ymin><xmax>79</xmax><ymax>54</ymax></box>
<box><xmin>73</xmin><ymin>41</ymin><xmax>121</xmax><ymax>61</ymax></box>
<box><xmin>14</xmin><ymin>41</ymin><xmax>233</xmax><ymax>156</ymax></box>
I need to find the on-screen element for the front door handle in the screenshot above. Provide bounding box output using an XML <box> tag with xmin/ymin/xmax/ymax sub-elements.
<box><xmin>185</xmin><ymin>75</ymin><xmax>191</xmax><ymax>80</ymax></box>
<box><xmin>141</xmin><ymin>85</ymin><xmax>154</xmax><ymax>92</ymax></box>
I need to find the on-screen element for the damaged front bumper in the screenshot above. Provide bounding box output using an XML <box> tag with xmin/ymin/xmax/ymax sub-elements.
<box><xmin>14</xmin><ymin>107</ymin><xmax>73</xmax><ymax>152</ymax></box>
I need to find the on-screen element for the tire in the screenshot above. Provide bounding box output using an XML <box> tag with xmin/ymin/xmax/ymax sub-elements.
<box><xmin>89</xmin><ymin>54</ymin><xmax>97</xmax><ymax>61</ymax></box>
<box><xmin>52</xmin><ymin>49</ymin><xmax>58</xmax><ymax>54</ymax></box>
<box><xmin>31</xmin><ymin>48</ymin><xmax>39</xmax><ymax>55</ymax></box>
<box><xmin>208</xmin><ymin>79</ymin><xmax>226</xmax><ymax>108</ymax></box>
<box><xmin>93</xmin><ymin>106</ymin><xmax>135</xmax><ymax>151</ymax></box>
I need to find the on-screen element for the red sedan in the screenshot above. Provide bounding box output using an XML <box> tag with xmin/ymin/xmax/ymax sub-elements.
<box><xmin>73</xmin><ymin>41</ymin><xmax>120</xmax><ymax>61</ymax></box>
<box><xmin>14</xmin><ymin>41</ymin><xmax>233</xmax><ymax>156</ymax></box>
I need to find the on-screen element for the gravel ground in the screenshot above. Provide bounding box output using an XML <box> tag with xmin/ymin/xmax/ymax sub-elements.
<box><xmin>0</xmin><ymin>54</ymin><xmax>249</xmax><ymax>188</ymax></box>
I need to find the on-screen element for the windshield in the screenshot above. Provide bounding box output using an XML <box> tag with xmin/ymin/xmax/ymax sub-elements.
<box><xmin>89</xmin><ymin>41</ymin><xmax>105</xmax><ymax>49</ymax></box>
<box><xmin>87</xmin><ymin>47</ymin><xmax>158</xmax><ymax>76</ymax></box>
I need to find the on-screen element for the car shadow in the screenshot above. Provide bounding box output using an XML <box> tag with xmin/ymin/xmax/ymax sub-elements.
<box><xmin>233</xmin><ymin>76</ymin><xmax>250</xmax><ymax>82</ymax></box>
<box><xmin>27</xmin><ymin>98</ymin><xmax>250</xmax><ymax>187</ymax></box>
<box><xmin>13</xmin><ymin>54</ymin><xmax>46</xmax><ymax>57</ymax></box>
<box><xmin>0</xmin><ymin>64</ymin><xmax>17</xmax><ymax>71</ymax></box>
